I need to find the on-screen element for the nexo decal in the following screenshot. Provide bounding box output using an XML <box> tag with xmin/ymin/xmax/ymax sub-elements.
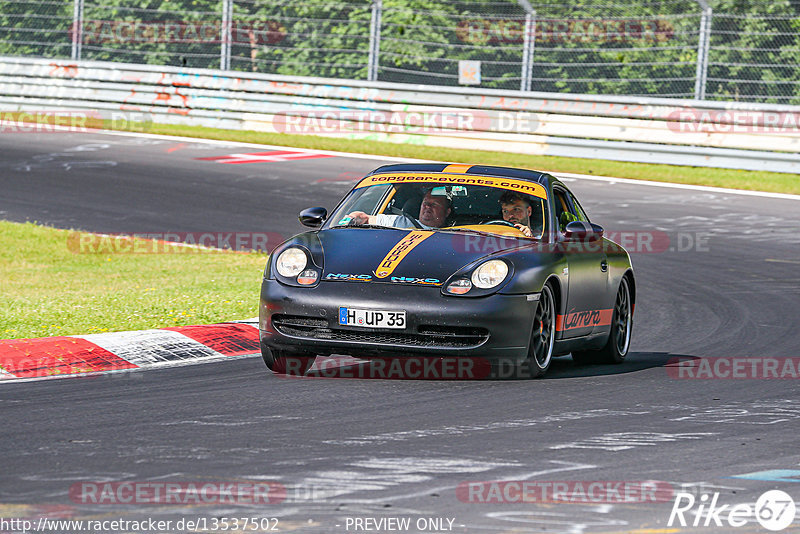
<box><xmin>325</xmin><ymin>273</ymin><xmax>372</xmax><ymax>282</ymax></box>
<box><xmin>390</xmin><ymin>276</ymin><xmax>442</xmax><ymax>285</ymax></box>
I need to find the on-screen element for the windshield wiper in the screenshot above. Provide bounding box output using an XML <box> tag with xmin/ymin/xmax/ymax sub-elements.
<box><xmin>439</xmin><ymin>227</ymin><xmax>529</xmax><ymax>239</ymax></box>
<box><xmin>329</xmin><ymin>223</ymin><xmax>402</xmax><ymax>230</ymax></box>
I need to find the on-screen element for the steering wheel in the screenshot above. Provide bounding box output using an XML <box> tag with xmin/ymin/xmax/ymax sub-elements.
<box><xmin>390</xmin><ymin>205</ymin><xmax>424</xmax><ymax>229</ymax></box>
<box><xmin>480</xmin><ymin>219</ymin><xmax>517</xmax><ymax>228</ymax></box>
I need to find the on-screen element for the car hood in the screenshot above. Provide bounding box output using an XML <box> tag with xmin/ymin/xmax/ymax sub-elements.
<box><xmin>316</xmin><ymin>227</ymin><xmax>530</xmax><ymax>286</ymax></box>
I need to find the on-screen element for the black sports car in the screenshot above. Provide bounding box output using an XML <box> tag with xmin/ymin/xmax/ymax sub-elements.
<box><xmin>259</xmin><ymin>163</ymin><xmax>634</xmax><ymax>378</ymax></box>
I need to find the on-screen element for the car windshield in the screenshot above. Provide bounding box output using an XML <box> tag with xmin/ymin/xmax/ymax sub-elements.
<box><xmin>326</xmin><ymin>173</ymin><xmax>548</xmax><ymax>239</ymax></box>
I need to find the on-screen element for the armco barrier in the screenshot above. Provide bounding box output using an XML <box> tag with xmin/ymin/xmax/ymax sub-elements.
<box><xmin>1</xmin><ymin>56</ymin><xmax>799</xmax><ymax>173</ymax></box>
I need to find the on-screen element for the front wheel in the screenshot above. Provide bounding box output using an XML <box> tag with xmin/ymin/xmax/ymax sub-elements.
<box><xmin>572</xmin><ymin>277</ymin><xmax>633</xmax><ymax>365</ymax></box>
<box><xmin>261</xmin><ymin>345</ymin><xmax>315</xmax><ymax>376</ymax></box>
<box><xmin>523</xmin><ymin>283</ymin><xmax>556</xmax><ymax>378</ymax></box>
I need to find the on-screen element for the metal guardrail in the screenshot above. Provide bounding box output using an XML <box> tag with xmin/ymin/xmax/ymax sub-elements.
<box><xmin>1</xmin><ymin>56</ymin><xmax>799</xmax><ymax>174</ymax></box>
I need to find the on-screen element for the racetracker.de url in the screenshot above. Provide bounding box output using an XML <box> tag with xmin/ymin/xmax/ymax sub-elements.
<box><xmin>0</xmin><ymin>516</ymin><xmax>280</xmax><ymax>533</ymax></box>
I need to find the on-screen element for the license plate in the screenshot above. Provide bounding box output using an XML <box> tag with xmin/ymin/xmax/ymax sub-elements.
<box><xmin>339</xmin><ymin>307</ymin><xmax>406</xmax><ymax>329</ymax></box>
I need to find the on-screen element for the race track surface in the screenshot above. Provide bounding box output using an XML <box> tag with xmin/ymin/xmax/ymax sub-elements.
<box><xmin>2</xmin><ymin>132</ymin><xmax>799</xmax><ymax>533</ymax></box>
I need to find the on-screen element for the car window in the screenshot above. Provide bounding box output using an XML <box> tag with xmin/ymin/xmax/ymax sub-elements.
<box><xmin>347</xmin><ymin>184</ymin><xmax>394</xmax><ymax>215</ymax></box>
<box><xmin>553</xmin><ymin>188</ymin><xmax>577</xmax><ymax>232</ymax></box>
<box><xmin>326</xmin><ymin>179</ymin><xmax>548</xmax><ymax>239</ymax></box>
<box><xmin>565</xmin><ymin>190</ymin><xmax>590</xmax><ymax>222</ymax></box>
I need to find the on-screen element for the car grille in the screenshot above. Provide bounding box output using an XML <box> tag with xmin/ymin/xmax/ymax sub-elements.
<box><xmin>271</xmin><ymin>315</ymin><xmax>489</xmax><ymax>348</ymax></box>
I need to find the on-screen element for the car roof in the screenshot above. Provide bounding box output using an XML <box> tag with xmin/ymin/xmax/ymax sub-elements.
<box><xmin>368</xmin><ymin>163</ymin><xmax>551</xmax><ymax>186</ymax></box>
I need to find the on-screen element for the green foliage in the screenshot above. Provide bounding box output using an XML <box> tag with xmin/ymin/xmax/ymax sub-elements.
<box><xmin>0</xmin><ymin>0</ymin><xmax>73</xmax><ymax>58</ymax></box>
<box><xmin>706</xmin><ymin>0</ymin><xmax>800</xmax><ymax>102</ymax></box>
<box><xmin>235</xmin><ymin>0</ymin><xmax>372</xmax><ymax>78</ymax></box>
<box><xmin>1</xmin><ymin>0</ymin><xmax>799</xmax><ymax>101</ymax></box>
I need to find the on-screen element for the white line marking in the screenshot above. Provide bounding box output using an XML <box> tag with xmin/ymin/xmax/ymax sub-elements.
<box><xmin>89</xmin><ymin>129</ymin><xmax>800</xmax><ymax>200</ymax></box>
<box><xmin>485</xmin><ymin>509</ymin><xmax>627</xmax><ymax>534</ymax></box>
<box><xmin>554</xmin><ymin>171</ymin><xmax>800</xmax><ymax>201</ymax></box>
<box><xmin>551</xmin><ymin>432</ymin><xmax>716</xmax><ymax>452</ymax></box>
<box><xmin>766</xmin><ymin>258</ymin><xmax>800</xmax><ymax>264</ymax></box>
<box><xmin>339</xmin><ymin>460</ymin><xmax>597</xmax><ymax>505</ymax></box>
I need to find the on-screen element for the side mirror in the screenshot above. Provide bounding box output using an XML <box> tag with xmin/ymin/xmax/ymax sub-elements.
<box><xmin>299</xmin><ymin>207</ymin><xmax>327</xmax><ymax>228</ymax></box>
<box><xmin>564</xmin><ymin>220</ymin><xmax>604</xmax><ymax>240</ymax></box>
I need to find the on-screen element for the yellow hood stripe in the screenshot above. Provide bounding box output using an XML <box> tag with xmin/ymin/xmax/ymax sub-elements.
<box><xmin>375</xmin><ymin>231</ymin><xmax>434</xmax><ymax>278</ymax></box>
<box><xmin>442</xmin><ymin>164</ymin><xmax>473</xmax><ymax>173</ymax></box>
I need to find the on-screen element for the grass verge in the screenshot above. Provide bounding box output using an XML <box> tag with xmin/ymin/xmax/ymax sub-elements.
<box><xmin>146</xmin><ymin>123</ymin><xmax>800</xmax><ymax>195</ymax></box>
<box><xmin>1</xmin><ymin>221</ymin><xmax>266</xmax><ymax>340</ymax></box>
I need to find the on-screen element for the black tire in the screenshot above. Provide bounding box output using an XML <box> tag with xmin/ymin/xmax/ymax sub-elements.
<box><xmin>522</xmin><ymin>283</ymin><xmax>556</xmax><ymax>378</ymax></box>
<box><xmin>261</xmin><ymin>345</ymin><xmax>314</xmax><ymax>376</ymax></box>
<box><xmin>572</xmin><ymin>277</ymin><xmax>633</xmax><ymax>365</ymax></box>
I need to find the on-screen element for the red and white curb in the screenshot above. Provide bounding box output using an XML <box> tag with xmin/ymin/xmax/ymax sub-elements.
<box><xmin>0</xmin><ymin>320</ymin><xmax>260</xmax><ymax>382</ymax></box>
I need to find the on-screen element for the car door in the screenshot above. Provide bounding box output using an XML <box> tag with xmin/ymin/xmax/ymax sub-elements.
<box><xmin>554</xmin><ymin>185</ymin><xmax>609</xmax><ymax>338</ymax></box>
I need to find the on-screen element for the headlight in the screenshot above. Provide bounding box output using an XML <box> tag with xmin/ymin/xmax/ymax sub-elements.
<box><xmin>471</xmin><ymin>260</ymin><xmax>509</xmax><ymax>289</ymax></box>
<box><xmin>276</xmin><ymin>247</ymin><xmax>307</xmax><ymax>278</ymax></box>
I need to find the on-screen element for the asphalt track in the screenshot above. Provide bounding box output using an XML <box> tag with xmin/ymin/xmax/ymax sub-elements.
<box><xmin>2</xmin><ymin>131</ymin><xmax>800</xmax><ymax>533</ymax></box>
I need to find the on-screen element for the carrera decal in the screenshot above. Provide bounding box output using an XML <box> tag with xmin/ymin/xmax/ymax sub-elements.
<box><xmin>556</xmin><ymin>308</ymin><xmax>613</xmax><ymax>331</ymax></box>
<box><xmin>325</xmin><ymin>273</ymin><xmax>373</xmax><ymax>282</ymax></box>
<box><xmin>355</xmin><ymin>173</ymin><xmax>547</xmax><ymax>200</ymax></box>
<box><xmin>375</xmin><ymin>231</ymin><xmax>434</xmax><ymax>278</ymax></box>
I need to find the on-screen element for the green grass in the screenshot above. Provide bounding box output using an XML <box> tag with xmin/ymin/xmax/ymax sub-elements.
<box><xmin>147</xmin><ymin>123</ymin><xmax>800</xmax><ymax>195</ymax></box>
<box><xmin>1</xmin><ymin>221</ymin><xmax>267</xmax><ymax>340</ymax></box>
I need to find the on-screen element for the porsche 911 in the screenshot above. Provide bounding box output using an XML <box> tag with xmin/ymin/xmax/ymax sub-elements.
<box><xmin>259</xmin><ymin>163</ymin><xmax>635</xmax><ymax>378</ymax></box>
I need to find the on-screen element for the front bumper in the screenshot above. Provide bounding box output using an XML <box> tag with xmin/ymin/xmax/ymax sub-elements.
<box><xmin>259</xmin><ymin>279</ymin><xmax>537</xmax><ymax>362</ymax></box>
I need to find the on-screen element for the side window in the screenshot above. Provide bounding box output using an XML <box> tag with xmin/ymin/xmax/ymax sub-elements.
<box><xmin>565</xmin><ymin>190</ymin><xmax>589</xmax><ymax>222</ymax></box>
<box><xmin>326</xmin><ymin>184</ymin><xmax>392</xmax><ymax>227</ymax></box>
<box><xmin>553</xmin><ymin>188</ymin><xmax>577</xmax><ymax>232</ymax></box>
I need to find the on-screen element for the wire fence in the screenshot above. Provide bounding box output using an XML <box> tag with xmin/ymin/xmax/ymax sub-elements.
<box><xmin>1</xmin><ymin>0</ymin><xmax>799</xmax><ymax>103</ymax></box>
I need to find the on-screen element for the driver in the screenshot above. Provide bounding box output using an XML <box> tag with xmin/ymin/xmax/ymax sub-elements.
<box><xmin>499</xmin><ymin>191</ymin><xmax>535</xmax><ymax>237</ymax></box>
<box><xmin>347</xmin><ymin>190</ymin><xmax>452</xmax><ymax>229</ymax></box>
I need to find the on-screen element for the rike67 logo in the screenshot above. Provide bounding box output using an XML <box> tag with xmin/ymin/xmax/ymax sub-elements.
<box><xmin>668</xmin><ymin>490</ymin><xmax>796</xmax><ymax>531</ymax></box>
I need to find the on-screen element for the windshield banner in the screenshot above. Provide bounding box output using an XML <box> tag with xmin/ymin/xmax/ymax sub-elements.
<box><xmin>355</xmin><ymin>173</ymin><xmax>548</xmax><ymax>200</ymax></box>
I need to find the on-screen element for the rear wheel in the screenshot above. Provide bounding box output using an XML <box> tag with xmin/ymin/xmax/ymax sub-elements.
<box><xmin>261</xmin><ymin>345</ymin><xmax>315</xmax><ymax>376</ymax></box>
<box><xmin>523</xmin><ymin>283</ymin><xmax>556</xmax><ymax>378</ymax></box>
<box><xmin>572</xmin><ymin>277</ymin><xmax>632</xmax><ymax>365</ymax></box>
